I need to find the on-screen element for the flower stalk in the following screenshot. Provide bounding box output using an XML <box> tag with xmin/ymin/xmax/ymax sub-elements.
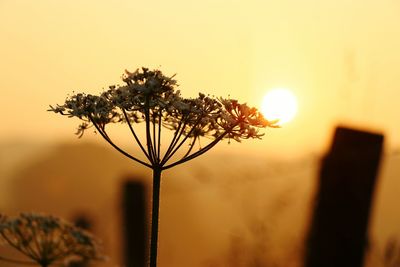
<box><xmin>150</xmin><ymin>167</ymin><xmax>162</xmax><ymax>267</ymax></box>
<box><xmin>49</xmin><ymin>67</ymin><xmax>279</xmax><ymax>266</ymax></box>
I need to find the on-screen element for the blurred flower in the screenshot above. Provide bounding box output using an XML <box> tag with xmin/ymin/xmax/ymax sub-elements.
<box><xmin>0</xmin><ymin>213</ymin><xmax>103</xmax><ymax>267</ymax></box>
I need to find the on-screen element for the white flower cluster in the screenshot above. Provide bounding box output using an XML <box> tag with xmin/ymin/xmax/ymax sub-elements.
<box><xmin>0</xmin><ymin>213</ymin><xmax>103</xmax><ymax>267</ymax></box>
<box><xmin>49</xmin><ymin>67</ymin><xmax>278</xmax><ymax>142</ymax></box>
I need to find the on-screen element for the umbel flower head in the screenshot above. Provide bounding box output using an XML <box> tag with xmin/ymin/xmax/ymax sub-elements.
<box><xmin>0</xmin><ymin>213</ymin><xmax>103</xmax><ymax>267</ymax></box>
<box><xmin>49</xmin><ymin>67</ymin><xmax>278</xmax><ymax>169</ymax></box>
<box><xmin>49</xmin><ymin>67</ymin><xmax>279</xmax><ymax>267</ymax></box>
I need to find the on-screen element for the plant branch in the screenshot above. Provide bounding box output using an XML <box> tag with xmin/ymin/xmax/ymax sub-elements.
<box><xmin>152</xmin><ymin>111</ymin><xmax>158</xmax><ymax>163</ymax></box>
<box><xmin>89</xmin><ymin>116</ymin><xmax>152</xmax><ymax>168</ymax></box>
<box><xmin>14</xmin><ymin>229</ymin><xmax>40</xmax><ymax>261</ymax></box>
<box><xmin>160</xmin><ymin>116</ymin><xmax>190</xmax><ymax>165</ymax></box>
<box><xmin>0</xmin><ymin>255</ymin><xmax>37</xmax><ymax>265</ymax></box>
<box><xmin>145</xmin><ymin>98</ymin><xmax>157</xmax><ymax>164</ymax></box>
<box><xmin>30</xmin><ymin>223</ymin><xmax>44</xmax><ymax>260</ymax></box>
<box><xmin>163</xmin><ymin>124</ymin><xmax>237</xmax><ymax>170</ymax></box>
<box><xmin>161</xmin><ymin>116</ymin><xmax>203</xmax><ymax>165</ymax></box>
<box><xmin>1</xmin><ymin>232</ymin><xmax>39</xmax><ymax>262</ymax></box>
<box><xmin>122</xmin><ymin>108</ymin><xmax>152</xmax><ymax>162</ymax></box>
<box><xmin>157</xmin><ymin>111</ymin><xmax>162</xmax><ymax>161</ymax></box>
<box><xmin>160</xmin><ymin>116</ymin><xmax>185</xmax><ymax>164</ymax></box>
<box><xmin>181</xmin><ymin>137</ymin><xmax>197</xmax><ymax>159</ymax></box>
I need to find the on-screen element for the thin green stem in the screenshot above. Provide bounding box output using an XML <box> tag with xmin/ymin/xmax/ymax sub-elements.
<box><xmin>150</xmin><ymin>167</ymin><xmax>162</xmax><ymax>267</ymax></box>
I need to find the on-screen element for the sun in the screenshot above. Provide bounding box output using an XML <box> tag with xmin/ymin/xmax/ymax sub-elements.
<box><xmin>261</xmin><ymin>88</ymin><xmax>298</xmax><ymax>125</ymax></box>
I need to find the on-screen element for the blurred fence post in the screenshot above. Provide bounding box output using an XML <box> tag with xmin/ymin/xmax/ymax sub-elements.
<box><xmin>305</xmin><ymin>126</ymin><xmax>384</xmax><ymax>267</ymax></box>
<box><xmin>122</xmin><ymin>180</ymin><xmax>147</xmax><ymax>267</ymax></box>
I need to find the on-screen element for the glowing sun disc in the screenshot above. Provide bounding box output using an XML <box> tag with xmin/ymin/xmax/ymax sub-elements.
<box><xmin>261</xmin><ymin>88</ymin><xmax>298</xmax><ymax>124</ymax></box>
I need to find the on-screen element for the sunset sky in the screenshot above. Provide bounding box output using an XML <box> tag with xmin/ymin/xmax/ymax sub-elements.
<box><xmin>1</xmin><ymin>0</ymin><xmax>400</xmax><ymax>157</ymax></box>
<box><xmin>1</xmin><ymin>2</ymin><xmax>400</xmax><ymax>266</ymax></box>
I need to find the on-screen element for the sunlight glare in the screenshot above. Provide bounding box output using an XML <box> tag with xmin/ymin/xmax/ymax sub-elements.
<box><xmin>261</xmin><ymin>88</ymin><xmax>298</xmax><ymax>125</ymax></box>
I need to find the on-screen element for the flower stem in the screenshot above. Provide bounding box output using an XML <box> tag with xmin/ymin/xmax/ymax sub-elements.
<box><xmin>150</xmin><ymin>167</ymin><xmax>162</xmax><ymax>267</ymax></box>
<box><xmin>0</xmin><ymin>255</ymin><xmax>36</xmax><ymax>265</ymax></box>
<box><xmin>122</xmin><ymin>108</ymin><xmax>152</xmax><ymax>162</ymax></box>
<box><xmin>89</xmin><ymin>117</ymin><xmax>152</xmax><ymax>168</ymax></box>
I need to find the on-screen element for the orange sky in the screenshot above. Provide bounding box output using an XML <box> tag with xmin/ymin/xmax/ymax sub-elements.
<box><xmin>1</xmin><ymin>0</ymin><xmax>400</xmax><ymax>157</ymax></box>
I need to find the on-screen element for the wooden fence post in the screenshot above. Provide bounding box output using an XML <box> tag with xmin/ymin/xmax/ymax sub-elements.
<box><xmin>122</xmin><ymin>181</ymin><xmax>147</xmax><ymax>267</ymax></box>
<box><xmin>305</xmin><ymin>126</ymin><xmax>384</xmax><ymax>267</ymax></box>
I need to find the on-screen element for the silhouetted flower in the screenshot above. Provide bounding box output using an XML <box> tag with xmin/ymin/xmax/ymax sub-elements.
<box><xmin>49</xmin><ymin>67</ymin><xmax>278</xmax><ymax>267</ymax></box>
<box><xmin>0</xmin><ymin>213</ymin><xmax>103</xmax><ymax>267</ymax></box>
<box><xmin>49</xmin><ymin>67</ymin><xmax>277</xmax><ymax>146</ymax></box>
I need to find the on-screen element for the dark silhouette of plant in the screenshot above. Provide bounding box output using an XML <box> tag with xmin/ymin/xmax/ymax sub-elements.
<box><xmin>49</xmin><ymin>67</ymin><xmax>278</xmax><ymax>267</ymax></box>
<box><xmin>0</xmin><ymin>213</ymin><xmax>103</xmax><ymax>267</ymax></box>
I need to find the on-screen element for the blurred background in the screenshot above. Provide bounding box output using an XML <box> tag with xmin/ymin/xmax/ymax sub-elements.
<box><xmin>1</xmin><ymin>0</ymin><xmax>400</xmax><ymax>266</ymax></box>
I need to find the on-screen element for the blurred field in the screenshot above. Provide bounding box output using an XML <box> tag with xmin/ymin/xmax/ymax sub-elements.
<box><xmin>0</xmin><ymin>140</ymin><xmax>399</xmax><ymax>267</ymax></box>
